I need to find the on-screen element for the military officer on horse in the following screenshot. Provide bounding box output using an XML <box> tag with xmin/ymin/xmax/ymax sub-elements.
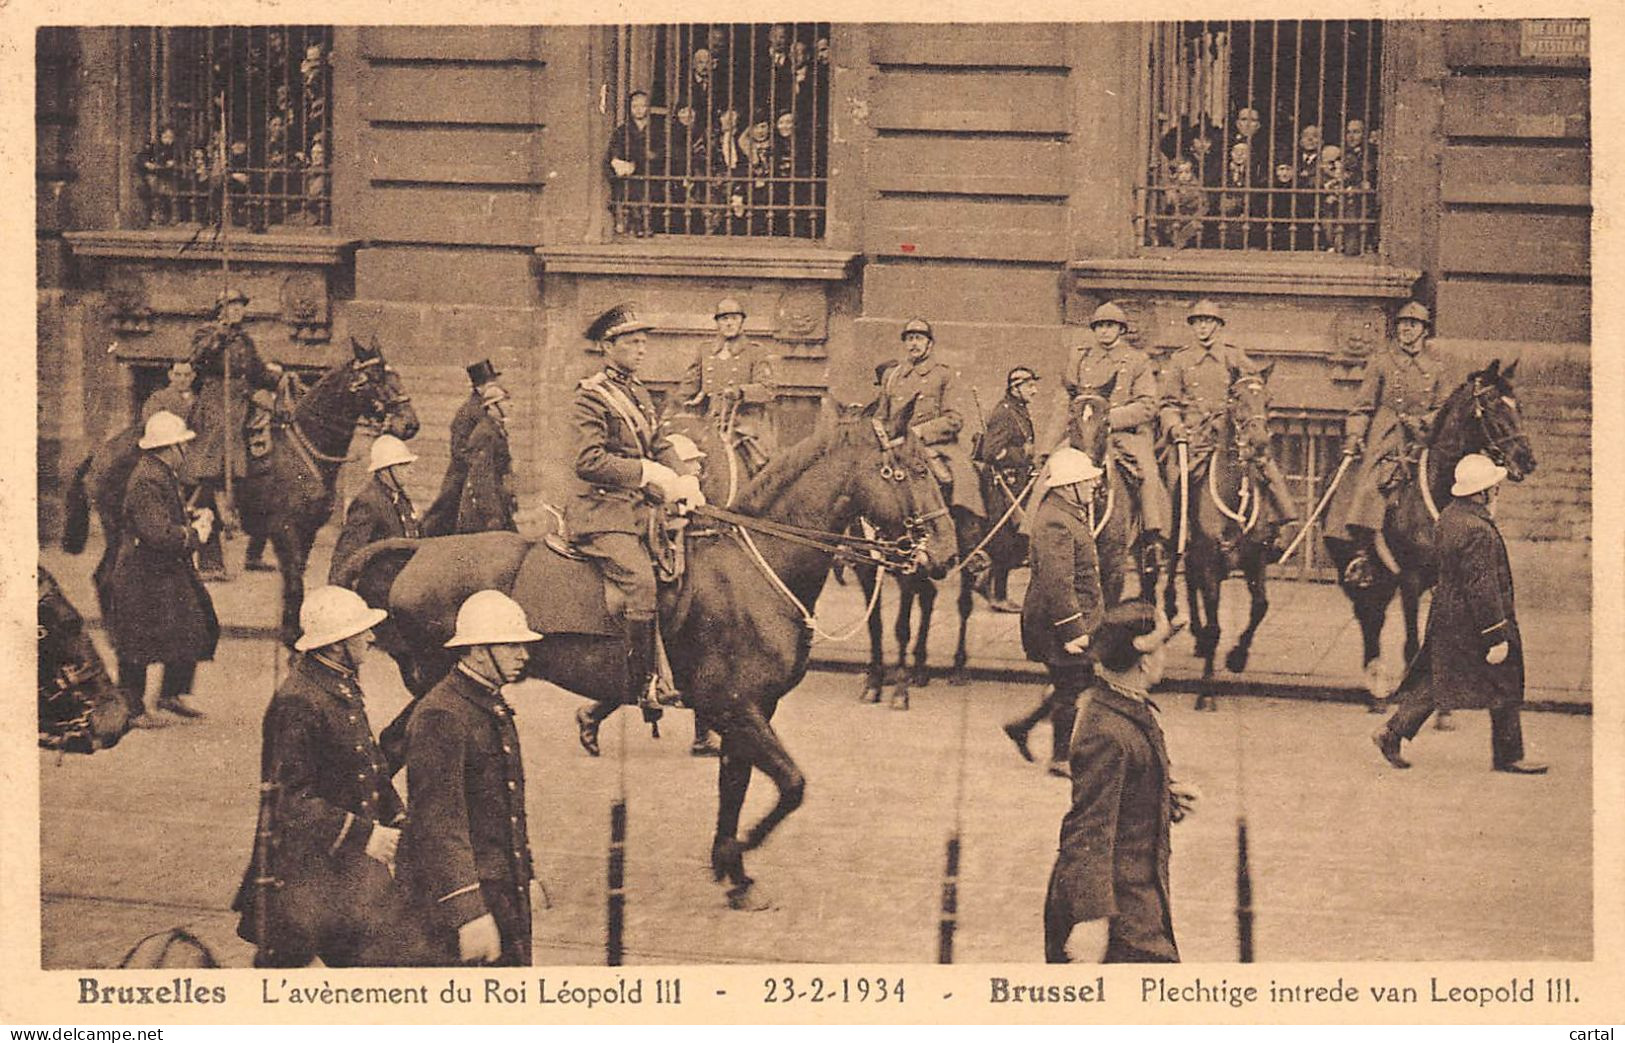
<box><xmin>676</xmin><ymin>296</ymin><xmax>779</xmax><ymax>480</ymax></box>
<box><xmin>1328</xmin><ymin>299</ymin><xmax>1444</xmax><ymax>588</ymax></box>
<box><xmin>879</xmin><ymin>318</ymin><xmax>986</xmax><ymax>521</ymax></box>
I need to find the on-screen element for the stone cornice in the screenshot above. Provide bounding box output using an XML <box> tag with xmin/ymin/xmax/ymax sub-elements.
<box><xmin>1069</xmin><ymin>255</ymin><xmax>1421</xmax><ymax>299</ymax></box>
<box><xmin>64</xmin><ymin>228</ymin><xmax>361</xmax><ymax>266</ymax></box>
<box><xmin>536</xmin><ymin>241</ymin><xmax>860</xmax><ymax>281</ymax></box>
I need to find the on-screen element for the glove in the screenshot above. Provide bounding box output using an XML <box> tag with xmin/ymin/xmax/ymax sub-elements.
<box><xmin>1169</xmin><ymin>425</ymin><xmax>1188</xmax><ymax>444</ymax></box>
<box><xmin>1485</xmin><ymin>642</ymin><xmax>1509</xmax><ymax>665</ymax></box>
<box><xmin>669</xmin><ymin>474</ymin><xmax>706</xmax><ymax>513</ymax></box>
<box><xmin>457</xmin><ymin>913</ymin><xmax>502</xmax><ymax>964</ymax></box>
<box><xmin>364</xmin><ymin>823</ymin><xmax>400</xmax><ymax>866</ymax></box>
<box><xmin>1061</xmin><ymin>919</ymin><xmax>1111</xmax><ymax>963</ymax></box>
<box><xmin>190</xmin><ymin>508</ymin><xmax>214</xmax><ymax>544</ymax></box>
<box><xmin>610</xmin><ymin>158</ymin><xmax>635</xmax><ymax>177</ymax></box>
<box><xmin>1168</xmin><ymin>779</ymin><xmax>1203</xmax><ymax>823</ymax></box>
<box><xmin>639</xmin><ymin>459</ymin><xmax>681</xmax><ymax>499</ymax></box>
<box><xmin>1343</xmin><ymin>438</ymin><xmax>1362</xmax><ymax>458</ymax></box>
<box><xmin>1062</xmin><ymin>633</ymin><xmax>1091</xmax><ymax>655</ymax></box>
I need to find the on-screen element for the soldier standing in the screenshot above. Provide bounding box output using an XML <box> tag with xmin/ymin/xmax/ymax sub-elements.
<box><xmin>456</xmin><ymin>384</ymin><xmax>519</xmax><ymax>534</ymax></box>
<box><xmin>1158</xmin><ymin>299</ymin><xmax>1299</xmax><ymax>554</ymax></box>
<box><xmin>423</xmin><ymin>359</ymin><xmax>502</xmax><ymax>537</ymax></box>
<box><xmin>399</xmin><ymin>591</ymin><xmax>543</xmax><ymax>966</ymax></box>
<box><xmin>878</xmin><ymin>318</ymin><xmax>986</xmax><ymax>521</ymax></box>
<box><xmin>1329</xmin><ymin>300</ymin><xmax>1444</xmax><ymax>588</ymax></box>
<box><xmin>976</xmin><ymin>365</ymin><xmax>1042</xmax><ymax>612</ymax></box>
<box><xmin>328</xmin><ymin>435</ymin><xmax>421</xmax><ymax>583</ymax></box>
<box><xmin>676</xmin><ymin>296</ymin><xmax>779</xmax><ymax>478</ymax></box>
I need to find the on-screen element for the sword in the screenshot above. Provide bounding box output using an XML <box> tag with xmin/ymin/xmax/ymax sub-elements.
<box><xmin>1176</xmin><ymin>441</ymin><xmax>1190</xmax><ymax>558</ymax></box>
<box><xmin>1276</xmin><ymin>450</ymin><xmax>1356</xmax><ymax>565</ymax></box>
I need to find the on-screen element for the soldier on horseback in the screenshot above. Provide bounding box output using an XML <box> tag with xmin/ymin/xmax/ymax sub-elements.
<box><xmin>880</xmin><ymin>318</ymin><xmax>987</xmax><ymax>522</ymax></box>
<box><xmin>975</xmin><ymin>365</ymin><xmax>1043</xmax><ymax>612</ymax></box>
<box><xmin>676</xmin><ymin>297</ymin><xmax>779</xmax><ymax>478</ymax></box>
<box><xmin>1329</xmin><ymin>300</ymin><xmax>1444</xmax><ymax>589</ymax></box>
<box><xmin>1065</xmin><ymin>302</ymin><xmax>1174</xmax><ymax>569</ymax></box>
<box><xmin>570</xmin><ymin>303</ymin><xmax>704</xmax><ymax>752</ymax></box>
<box><xmin>1158</xmin><ymin>299</ymin><xmax>1298</xmax><ymax>556</ymax></box>
<box><xmin>186</xmin><ymin>287</ymin><xmax>283</xmax><ymax>578</ymax></box>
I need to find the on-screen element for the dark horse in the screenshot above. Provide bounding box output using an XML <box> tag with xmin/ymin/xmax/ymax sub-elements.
<box><xmin>335</xmin><ymin>404</ymin><xmax>958</xmax><ymax>909</ymax></box>
<box><xmin>1163</xmin><ymin>367</ymin><xmax>1278</xmax><ymax>705</ymax></box>
<box><xmin>1322</xmin><ymin>360</ymin><xmax>1536</xmax><ymax>699</ymax></box>
<box><xmin>61</xmin><ymin>338</ymin><xmax>419</xmax><ymax>647</ymax></box>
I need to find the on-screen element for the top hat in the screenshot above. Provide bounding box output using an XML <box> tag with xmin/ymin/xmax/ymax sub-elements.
<box><xmin>466</xmin><ymin>359</ymin><xmax>502</xmax><ymax>388</ymax></box>
<box><xmin>585</xmin><ymin>303</ymin><xmax>655</xmax><ymax>343</ymax></box>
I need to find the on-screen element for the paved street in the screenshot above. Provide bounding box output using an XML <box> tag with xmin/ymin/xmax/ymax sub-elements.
<box><xmin>40</xmin><ymin>627</ymin><xmax>1591</xmax><ymax>968</ymax></box>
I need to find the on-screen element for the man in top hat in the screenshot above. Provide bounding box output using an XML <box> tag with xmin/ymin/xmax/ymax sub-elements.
<box><xmin>975</xmin><ymin>364</ymin><xmax>1043</xmax><ymax>612</ymax></box>
<box><xmin>1014</xmin><ymin>446</ymin><xmax>1107</xmax><ymax>779</ymax></box>
<box><xmin>1328</xmin><ymin>300</ymin><xmax>1444</xmax><ymax>588</ymax></box>
<box><xmin>399</xmin><ymin>590</ymin><xmax>543</xmax><ymax>966</ymax></box>
<box><xmin>1044</xmin><ymin>600</ymin><xmax>1195</xmax><ymax>964</ymax></box>
<box><xmin>675</xmin><ymin>296</ymin><xmax>779</xmax><ymax>476</ymax></box>
<box><xmin>456</xmin><ymin>383</ymin><xmax>518</xmax><ymax>534</ymax></box>
<box><xmin>1062</xmin><ymin>302</ymin><xmax>1173</xmax><ymax>567</ymax></box>
<box><xmin>878</xmin><ymin>318</ymin><xmax>986</xmax><ymax>519</ymax></box>
<box><xmin>329</xmin><ymin>435</ymin><xmax>421</xmax><ymax>583</ymax></box>
<box><xmin>1158</xmin><ymin>299</ymin><xmax>1299</xmax><ymax>551</ymax></box>
<box><xmin>569</xmin><ymin>303</ymin><xmax>702</xmax><ymax>756</ymax></box>
<box><xmin>1372</xmin><ymin>454</ymin><xmax>1546</xmax><ymax>775</ymax></box>
<box><xmin>424</xmin><ymin>359</ymin><xmax>503</xmax><ymax>537</ymax></box>
<box><xmin>187</xmin><ymin>286</ymin><xmax>282</xmax><ymax>578</ymax></box>
<box><xmin>105</xmin><ymin>411</ymin><xmax>219</xmax><ymax>726</ymax></box>
<box><xmin>232</xmin><ymin>586</ymin><xmax>437</xmax><ymax>967</ymax></box>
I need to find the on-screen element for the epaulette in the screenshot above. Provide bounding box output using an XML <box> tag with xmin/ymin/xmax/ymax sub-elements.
<box><xmin>578</xmin><ymin>372</ymin><xmax>608</xmax><ymax>392</ymax></box>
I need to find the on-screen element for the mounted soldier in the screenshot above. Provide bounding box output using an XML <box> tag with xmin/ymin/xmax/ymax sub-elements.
<box><xmin>568</xmin><ymin>303</ymin><xmax>703</xmax><ymax>753</ymax></box>
<box><xmin>878</xmin><ymin>318</ymin><xmax>986</xmax><ymax>522</ymax></box>
<box><xmin>1158</xmin><ymin>299</ymin><xmax>1298</xmax><ymax>556</ymax></box>
<box><xmin>674</xmin><ymin>296</ymin><xmax>779</xmax><ymax>489</ymax></box>
<box><xmin>328</xmin><ymin>435</ymin><xmax>421</xmax><ymax>583</ymax></box>
<box><xmin>423</xmin><ymin>359</ymin><xmax>504</xmax><ymax>537</ymax></box>
<box><xmin>975</xmin><ymin>365</ymin><xmax>1042</xmax><ymax>612</ymax></box>
<box><xmin>1065</xmin><ymin>302</ymin><xmax>1173</xmax><ymax>569</ymax></box>
<box><xmin>1328</xmin><ymin>300</ymin><xmax>1444</xmax><ymax>588</ymax></box>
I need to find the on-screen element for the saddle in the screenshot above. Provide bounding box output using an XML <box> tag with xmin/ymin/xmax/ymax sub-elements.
<box><xmin>533</xmin><ymin>504</ymin><xmax>695</xmax><ymax>636</ymax></box>
<box><xmin>1376</xmin><ymin>441</ymin><xmax>1424</xmax><ymax>498</ymax></box>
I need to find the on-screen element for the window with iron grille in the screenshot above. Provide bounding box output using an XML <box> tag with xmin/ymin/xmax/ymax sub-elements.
<box><xmin>130</xmin><ymin>27</ymin><xmax>334</xmax><ymax>231</ymax></box>
<box><xmin>603</xmin><ymin>23</ymin><xmax>831</xmax><ymax>239</ymax></box>
<box><xmin>1138</xmin><ymin>20</ymin><xmax>1383</xmax><ymax>255</ymax></box>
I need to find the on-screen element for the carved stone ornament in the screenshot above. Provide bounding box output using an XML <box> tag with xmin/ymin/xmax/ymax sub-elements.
<box><xmin>1332</xmin><ymin>309</ymin><xmax>1381</xmax><ymax>358</ymax></box>
<box><xmin>105</xmin><ymin>270</ymin><xmax>153</xmax><ymax>335</ymax></box>
<box><xmin>775</xmin><ymin>285</ymin><xmax>825</xmax><ymax>342</ymax></box>
<box><xmin>280</xmin><ymin>270</ymin><xmax>330</xmax><ymax>343</ymax></box>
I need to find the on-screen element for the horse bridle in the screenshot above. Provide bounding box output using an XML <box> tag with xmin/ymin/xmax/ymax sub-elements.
<box><xmin>1470</xmin><ymin>380</ymin><xmax>1526</xmax><ymax>466</ymax></box>
<box><xmin>1226</xmin><ymin>376</ymin><xmax>1272</xmax><ymax>462</ymax></box>
<box><xmin>869</xmin><ymin>417</ymin><xmax>951</xmax><ymax>559</ymax></box>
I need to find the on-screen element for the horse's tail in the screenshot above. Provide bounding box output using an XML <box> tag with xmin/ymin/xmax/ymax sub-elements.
<box><xmin>61</xmin><ymin>454</ymin><xmax>94</xmax><ymax>554</ymax></box>
<box><xmin>330</xmin><ymin>536</ymin><xmax>422</xmax><ymax>592</ymax></box>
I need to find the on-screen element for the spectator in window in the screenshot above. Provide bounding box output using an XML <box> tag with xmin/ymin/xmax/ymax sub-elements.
<box><xmin>1155</xmin><ymin>157</ymin><xmax>1207</xmax><ymax>250</ymax></box>
<box><xmin>1218</xmin><ymin>142</ymin><xmax>1258</xmax><ymax>250</ymax></box>
<box><xmin>300</xmin><ymin>140</ymin><xmax>329</xmax><ymax>227</ymax></box>
<box><xmin>669</xmin><ymin>105</ymin><xmax>705</xmax><ymax>234</ymax></box>
<box><xmin>186</xmin><ymin>145</ymin><xmax>211</xmax><ymax>224</ymax></box>
<box><xmin>690</xmin><ymin>47</ymin><xmax>717</xmax><ymax>115</ymax></box>
<box><xmin>137</xmin><ymin>126</ymin><xmax>181</xmax><ymax>226</ymax></box>
<box><xmin>1286</xmin><ymin>123</ymin><xmax>1324</xmax><ymax>250</ymax></box>
<box><xmin>772</xmin><ymin>111</ymin><xmax>813</xmax><ymax>236</ymax></box>
<box><xmin>605</xmin><ymin>89</ymin><xmax>668</xmax><ymax>238</ymax></box>
<box><xmin>1342</xmin><ymin>119</ymin><xmax>1377</xmax><ymax>254</ymax></box>
<box><xmin>706</xmin><ymin>107</ymin><xmax>746</xmax><ymax>235</ymax></box>
<box><xmin>1316</xmin><ymin>145</ymin><xmax>1347</xmax><ymax>253</ymax></box>
<box><xmin>816</xmin><ymin>36</ymin><xmax>831</xmax><ymax>66</ymax></box>
<box><xmin>741</xmin><ymin>114</ymin><xmax>775</xmax><ymax>235</ymax></box>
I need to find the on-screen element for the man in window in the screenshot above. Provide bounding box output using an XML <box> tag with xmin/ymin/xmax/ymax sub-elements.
<box><xmin>1341</xmin><ymin>119</ymin><xmax>1378</xmax><ymax>254</ymax></box>
<box><xmin>605</xmin><ymin>89</ymin><xmax>667</xmax><ymax>237</ymax></box>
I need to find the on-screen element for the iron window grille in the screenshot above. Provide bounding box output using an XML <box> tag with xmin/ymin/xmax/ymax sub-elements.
<box><xmin>130</xmin><ymin>26</ymin><xmax>334</xmax><ymax>231</ymax></box>
<box><xmin>603</xmin><ymin>23</ymin><xmax>831</xmax><ymax>239</ymax></box>
<box><xmin>1137</xmin><ymin>20</ymin><xmax>1383</xmax><ymax>255</ymax></box>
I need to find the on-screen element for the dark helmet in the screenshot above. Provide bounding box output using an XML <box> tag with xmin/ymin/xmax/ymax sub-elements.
<box><xmin>1089</xmin><ymin>302</ymin><xmax>1130</xmax><ymax>329</ymax></box>
<box><xmin>1396</xmin><ymin>300</ymin><xmax>1432</xmax><ymax>327</ymax></box>
<box><xmin>1186</xmin><ymin>298</ymin><xmax>1225</xmax><ymax>325</ymax></box>
<box><xmin>900</xmin><ymin>318</ymin><xmax>935</xmax><ymax>341</ymax></box>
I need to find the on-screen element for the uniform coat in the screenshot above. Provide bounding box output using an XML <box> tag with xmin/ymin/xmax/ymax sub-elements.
<box><xmin>1156</xmin><ymin>338</ymin><xmax>1266</xmax><ymax>457</ymax></box>
<box><xmin>1021</xmin><ymin>490</ymin><xmax>1106</xmax><ymax>666</ymax></box>
<box><xmin>232</xmin><ymin>653</ymin><xmax>436</xmax><ymax>966</ymax></box>
<box><xmin>567</xmin><ymin>365</ymin><xmax>680</xmax><ymax>538</ymax></box>
<box><xmin>978</xmin><ymin>392</ymin><xmax>1036</xmax><ymax>507</ymax></box>
<box><xmin>399</xmin><ymin>666</ymin><xmax>534</xmax><ymax>966</ymax></box>
<box><xmin>675</xmin><ymin>335</ymin><xmax>778</xmax><ymax>450</ymax></box>
<box><xmin>1419</xmin><ymin>498</ymin><xmax>1524</xmax><ymax>711</ymax></box>
<box><xmin>186</xmin><ymin>321</ymin><xmax>278</xmax><ymax>480</ymax></box>
<box><xmin>105</xmin><ymin>454</ymin><xmax>219</xmax><ymax>666</ymax></box>
<box><xmin>422</xmin><ymin>392</ymin><xmax>483</xmax><ymax>537</ymax></box>
<box><xmin>1328</xmin><ymin>340</ymin><xmax>1444</xmax><ymax>536</ymax></box>
<box><xmin>456</xmin><ymin>411</ymin><xmax>517</xmax><ymax>534</ymax></box>
<box><xmin>1044</xmin><ymin>682</ymin><xmax>1178</xmax><ymax>963</ymax></box>
<box><xmin>328</xmin><ymin>473</ymin><xmax>421</xmax><ymax>584</ymax></box>
<box><xmin>1064</xmin><ymin>340</ymin><xmax>1172</xmax><ymax>534</ymax></box>
<box><xmin>879</xmin><ymin>355</ymin><xmax>985</xmax><ymax>517</ymax></box>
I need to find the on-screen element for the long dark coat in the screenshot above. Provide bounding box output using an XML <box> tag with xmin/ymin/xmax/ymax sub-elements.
<box><xmin>1417</xmin><ymin>498</ymin><xmax>1524</xmax><ymax>711</ymax></box>
<box><xmin>1328</xmin><ymin>341</ymin><xmax>1445</xmax><ymax>536</ymax></box>
<box><xmin>105</xmin><ymin>454</ymin><xmax>219</xmax><ymax>666</ymax></box>
<box><xmin>456</xmin><ymin>412</ymin><xmax>517</xmax><ymax>534</ymax></box>
<box><xmin>422</xmin><ymin>392</ymin><xmax>483</xmax><ymax>537</ymax></box>
<box><xmin>1044</xmin><ymin>683</ymin><xmax>1178</xmax><ymax>963</ymax></box>
<box><xmin>328</xmin><ymin>474</ymin><xmax>421</xmax><ymax>584</ymax></box>
<box><xmin>186</xmin><ymin>321</ymin><xmax>278</xmax><ymax>480</ymax></box>
<box><xmin>1021</xmin><ymin>489</ymin><xmax>1106</xmax><ymax>666</ymax></box>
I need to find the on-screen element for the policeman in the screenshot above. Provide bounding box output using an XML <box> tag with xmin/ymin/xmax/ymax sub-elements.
<box><xmin>328</xmin><ymin>435</ymin><xmax>421</xmax><ymax>583</ymax></box>
<box><xmin>1158</xmin><ymin>299</ymin><xmax>1299</xmax><ymax>550</ymax></box>
<box><xmin>676</xmin><ymin>297</ymin><xmax>779</xmax><ymax>474</ymax></box>
<box><xmin>976</xmin><ymin>365</ymin><xmax>1042</xmax><ymax>612</ymax></box>
<box><xmin>1064</xmin><ymin>303</ymin><xmax>1173</xmax><ymax>567</ymax></box>
<box><xmin>1330</xmin><ymin>300</ymin><xmax>1444</xmax><ymax>588</ymax></box>
<box><xmin>879</xmin><ymin>318</ymin><xmax>985</xmax><ymax>519</ymax></box>
<box><xmin>399</xmin><ymin>590</ymin><xmax>543</xmax><ymax>966</ymax></box>
<box><xmin>569</xmin><ymin>303</ymin><xmax>702</xmax><ymax>748</ymax></box>
<box><xmin>424</xmin><ymin>359</ymin><xmax>503</xmax><ymax>537</ymax></box>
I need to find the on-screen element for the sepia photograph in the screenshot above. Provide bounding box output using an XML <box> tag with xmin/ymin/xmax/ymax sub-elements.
<box><xmin>11</xmin><ymin>8</ymin><xmax>1617</xmax><ymax>1023</ymax></box>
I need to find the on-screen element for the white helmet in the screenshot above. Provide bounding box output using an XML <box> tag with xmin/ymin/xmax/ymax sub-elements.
<box><xmin>666</xmin><ymin>433</ymin><xmax>706</xmax><ymax>463</ymax></box>
<box><xmin>295</xmin><ymin>586</ymin><xmax>388</xmax><ymax>652</ymax></box>
<box><xmin>443</xmin><ymin>589</ymin><xmax>543</xmax><ymax>648</ymax></box>
<box><xmin>369</xmin><ymin>435</ymin><xmax>418</xmax><ymax>472</ymax></box>
<box><xmin>138</xmin><ymin>410</ymin><xmax>196</xmax><ymax>450</ymax></box>
<box><xmin>1044</xmin><ymin>446</ymin><xmax>1104</xmax><ymax>488</ymax></box>
<box><xmin>1451</xmin><ymin>453</ymin><xmax>1507</xmax><ymax>497</ymax></box>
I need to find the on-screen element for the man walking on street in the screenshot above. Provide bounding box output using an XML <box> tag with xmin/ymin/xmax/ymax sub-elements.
<box><xmin>424</xmin><ymin>359</ymin><xmax>503</xmax><ymax>536</ymax></box>
<box><xmin>1373</xmin><ymin>454</ymin><xmax>1547</xmax><ymax>775</ymax></box>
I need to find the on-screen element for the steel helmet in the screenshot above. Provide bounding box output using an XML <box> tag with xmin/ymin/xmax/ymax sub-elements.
<box><xmin>368</xmin><ymin>434</ymin><xmax>418</xmax><ymax>472</ymax></box>
<box><xmin>295</xmin><ymin>586</ymin><xmax>388</xmax><ymax>652</ymax></box>
<box><xmin>1451</xmin><ymin>453</ymin><xmax>1507</xmax><ymax>497</ymax></box>
<box><xmin>666</xmin><ymin>433</ymin><xmax>706</xmax><ymax>462</ymax></box>
<box><xmin>138</xmin><ymin>410</ymin><xmax>196</xmax><ymax>450</ymax></box>
<box><xmin>900</xmin><ymin>318</ymin><xmax>935</xmax><ymax>341</ymax></box>
<box><xmin>1044</xmin><ymin>446</ymin><xmax>1104</xmax><ymax>488</ymax></box>
<box><xmin>214</xmin><ymin>286</ymin><xmax>250</xmax><ymax>312</ymax></box>
<box><xmin>1187</xmin><ymin>298</ymin><xmax>1226</xmax><ymax>324</ymax></box>
<box><xmin>443</xmin><ymin>590</ymin><xmax>543</xmax><ymax>648</ymax></box>
<box><xmin>1089</xmin><ymin>302</ymin><xmax>1130</xmax><ymax>329</ymax></box>
<box><xmin>1396</xmin><ymin>300</ymin><xmax>1432</xmax><ymax>327</ymax></box>
<box><xmin>714</xmin><ymin>296</ymin><xmax>746</xmax><ymax>319</ymax></box>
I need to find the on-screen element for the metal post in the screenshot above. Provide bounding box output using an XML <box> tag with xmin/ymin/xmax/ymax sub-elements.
<box><xmin>937</xmin><ymin>832</ymin><xmax>960</xmax><ymax>964</ymax></box>
<box><xmin>606</xmin><ymin>799</ymin><xmax>627</xmax><ymax>966</ymax></box>
<box><xmin>1236</xmin><ymin>816</ymin><xmax>1254</xmax><ymax>962</ymax></box>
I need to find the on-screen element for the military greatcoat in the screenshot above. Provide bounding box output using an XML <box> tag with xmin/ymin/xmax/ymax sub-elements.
<box><xmin>1328</xmin><ymin>339</ymin><xmax>1445</xmax><ymax>537</ymax></box>
<box><xmin>1155</xmin><ymin>338</ymin><xmax>1265</xmax><ymax>457</ymax></box>
<box><xmin>879</xmin><ymin>356</ymin><xmax>986</xmax><ymax>517</ymax></box>
<box><xmin>186</xmin><ymin>320</ymin><xmax>278</xmax><ymax>480</ymax></box>
<box><xmin>1065</xmin><ymin>339</ymin><xmax>1172</xmax><ymax>534</ymax></box>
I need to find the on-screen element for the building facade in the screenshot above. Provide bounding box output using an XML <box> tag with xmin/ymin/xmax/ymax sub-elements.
<box><xmin>37</xmin><ymin>21</ymin><xmax>1590</xmax><ymax>575</ymax></box>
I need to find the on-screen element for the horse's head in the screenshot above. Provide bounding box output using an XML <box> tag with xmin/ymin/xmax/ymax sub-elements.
<box><xmin>1065</xmin><ymin>372</ymin><xmax>1116</xmax><ymax>469</ymax></box>
<box><xmin>1467</xmin><ymin>359</ymin><xmax>1536</xmax><ymax>481</ymax></box>
<box><xmin>844</xmin><ymin>398</ymin><xmax>956</xmax><ymax>578</ymax></box>
<box><xmin>1227</xmin><ymin>363</ymin><xmax>1274</xmax><ymax>461</ymax></box>
<box><xmin>347</xmin><ymin>336</ymin><xmax>419</xmax><ymax>439</ymax></box>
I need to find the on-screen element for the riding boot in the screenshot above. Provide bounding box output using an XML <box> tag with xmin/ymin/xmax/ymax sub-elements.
<box><xmin>626</xmin><ymin>617</ymin><xmax>681</xmax><ymax>712</ymax></box>
<box><xmin>1048</xmin><ymin>702</ymin><xmax>1078</xmax><ymax>778</ymax></box>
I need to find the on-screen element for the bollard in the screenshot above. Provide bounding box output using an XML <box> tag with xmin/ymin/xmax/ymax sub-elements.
<box><xmin>607</xmin><ymin>799</ymin><xmax>627</xmax><ymax>967</ymax></box>
<box><xmin>1235</xmin><ymin>816</ymin><xmax>1254</xmax><ymax>962</ymax></box>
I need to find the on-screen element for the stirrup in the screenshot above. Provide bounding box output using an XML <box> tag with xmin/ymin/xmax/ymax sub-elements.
<box><xmin>1343</xmin><ymin>551</ymin><xmax>1380</xmax><ymax>589</ymax></box>
<box><xmin>639</xmin><ymin>673</ymin><xmax>685</xmax><ymax>711</ymax></box>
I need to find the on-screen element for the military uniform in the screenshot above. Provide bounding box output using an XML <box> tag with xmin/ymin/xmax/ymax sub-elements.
<box><xmin>328</xmin><ymin>473</ymin><xmax>421</xmax><ymax>584</ymax></box>
<box><xmin>422</xmin><ymin>391</ymin><xmax>484</xmax><ymax>537</ymax></box>
<box><xmin>979</xmin><ymin>391</ymin><xmax>1037</xmax><ymax>506</ymax></box>
<box><xmin>1329</xmin><ymin>339</ymin><xmax>1443</xmax><ymax>539</ymax></box>
<box><xmin>879</xmin><ymin>355</ymin><xmax>986</xmax><ymax>518</ymax></box>
<box><xmin>1021</xmin><ymin>488</ymin><xmax>1106</xmax><ymax>670</ymax></box>
<box><xmin>233</xmin><ymin>652</ymin><xmax>436</xmax><ymax>967</ymax></box>
<box><xmin>675</xmin><ymin>335</ymin><xmax>778</xmax><ymax>468</ymax></box>
<box><xmin>457</xmin><ymin>409</ymin><xmax>517</xmax><ymax>535</ymax></box>
<box><xmin>1066</xmin><ymin>339</ymin><xmax>1172</xmax><ymax>537</ymax></box>
<box><xmin>400</xmin><ymin>664</ymin><xmax>534</xmax><ymax>966</ymax></box>
<box><xmin>186</xmin><ymin>319</ymin><xmax>278</xmax><ymax>481</ymax></box>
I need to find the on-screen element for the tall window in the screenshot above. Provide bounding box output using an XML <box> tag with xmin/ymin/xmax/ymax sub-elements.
<box><xmin>1139</xmin><ymin>20</ymin><xmax>1382</xmax><ymax>255</ymax></box>
<box><xmin>603</xmin><ymin>23</ymin><xmax>831</xmax><ymax>239</ymax></box>
<box><xmin>130</xmin><ymin>27</ymin><xmax>334</xmax><ymax>231</ymax></box>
